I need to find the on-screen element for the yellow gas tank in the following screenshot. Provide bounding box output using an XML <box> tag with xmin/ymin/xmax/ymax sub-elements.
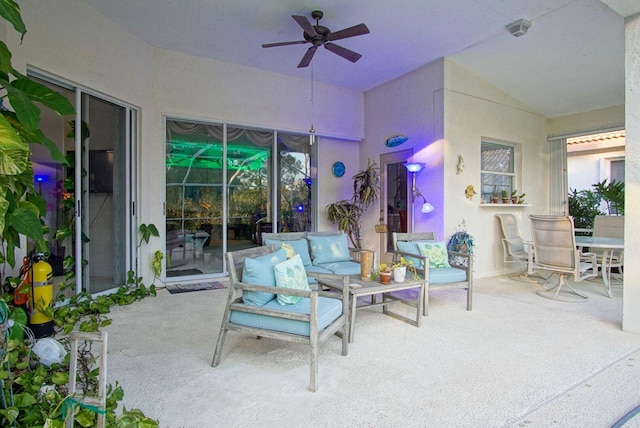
<box><xmin>29</xmin><ymin>255</ymin><xmax>55</xmax><ymax>338</ymax></box>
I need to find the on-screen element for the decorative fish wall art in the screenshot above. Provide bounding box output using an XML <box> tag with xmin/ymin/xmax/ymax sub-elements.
<box><xmin>385</xmin><ymin>135</ymin><xmax>408</xmax><ymax>147</ymax></box>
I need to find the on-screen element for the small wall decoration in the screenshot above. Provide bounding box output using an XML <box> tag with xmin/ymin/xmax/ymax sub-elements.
<box><xmin>332</xmin><ymin>161</ymin><xmax>345</xmax><ymax>177</ymax></box>
<box><xmin>385</xmin><ymin>135</ymin><xmax>408</xmax><ymax>147</ymax></box>
<box><xmin>456</xmin><ymin>155</ymin><xmax>465</xmax><ymax>174</ymax></box>
<box><xmin>465</xmin><ymin>184</ymin><xmax>476</xmax><ymax>200</ymax></box>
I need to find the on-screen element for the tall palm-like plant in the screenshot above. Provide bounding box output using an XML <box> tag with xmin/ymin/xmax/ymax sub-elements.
<box><xmin>326</xmin><ymin>159</ymin><xmax>379</xmax><ymax>248</ymax></box>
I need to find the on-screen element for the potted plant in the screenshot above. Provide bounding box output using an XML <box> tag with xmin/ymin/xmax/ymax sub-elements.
<box><xmin>390</xmin><ymin>257</ymin><xmax>418</xmax><ymax>282</ymax></box>
<box><xmin>491</xmin><ymin>187</ymin><xmax>500</xmax><ymax>204</ymax></box>
<box><xmin>501</xmin><ymin>189</ymin><xmax>509</xmax><ymax>204</ymax></box>
<box><xmin>510</xmin><ymin>190</ymin><xmax>519</xmax><ymax>204</ymax></box>
<box><xmin>326</xmin><ymin>159</ymin><xmax>380</xmax><ymax>248</ymax></box>
<box><xmin>377</xmin><ymin>263</ymin><xmax>393</xmax><ymax>284</ymax></box>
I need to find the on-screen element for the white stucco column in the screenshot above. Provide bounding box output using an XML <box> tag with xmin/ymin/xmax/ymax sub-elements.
<box><xmin>623</xmin><ymin>13</ymin><xmax>640</xmax><ymax>332</ymax></box>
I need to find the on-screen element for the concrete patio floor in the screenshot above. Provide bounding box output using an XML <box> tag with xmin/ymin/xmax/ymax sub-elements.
<box><xmin>104</xmin><ymin>273</ymin><xmax>640</xmax><ymax>427</ymax></box>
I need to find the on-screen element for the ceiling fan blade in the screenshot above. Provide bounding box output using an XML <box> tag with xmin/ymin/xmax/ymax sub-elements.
<box><xmin>328</xmin><ymin>23</ymin><xmax>370</xmax><ymax>41</ymax></box>
<box><xmin>297</xmin><ymin>46</ymin><xmax>318</xmax><ymax>68</ymax></box>
<box><xmin>324</xmin><ymin>43</ymin><xmax>362</xmax><ymax>63</ymax></box>
<box><xmin>262</xmin><ymin>40</ymin><xmax>307</xmax><ymax>48</ymax></box>
<box><xmin>292</xmin><ymin>15</ymin><xmax>318</xmax><ymax>37</ymax></box>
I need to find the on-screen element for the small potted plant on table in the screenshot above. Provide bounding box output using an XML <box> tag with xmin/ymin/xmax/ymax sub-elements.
<box><xmin>390</xmin><ymin>257</ymin><xmax>418</xmax><ymax>282</ymax></box>
<box><xmin>377</xmin><ymin>263</ymin><xmax>392</xmax><ymax>284</ymax></box>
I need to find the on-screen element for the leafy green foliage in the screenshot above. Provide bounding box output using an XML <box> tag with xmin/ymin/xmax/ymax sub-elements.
<box><xmin>569</xmin><ymin>178</ymin><xmax>624</xmax><ymax>231</ymax></box>
<box><xmin>592</xmin><ymin>178</ymin><xmax>624</xmax><ymax>215</ymax></box>
<box><xmin>0</xmin><ymin>0</ymin><xmax>26</xmax><ymax>42</ymax></box>
<box><xmin>568</xmin><ymin>188</ymin><xmax>605</xmax><ymax>231</ymax></box>
<box><xmin>0</xmin><ymin>275</ymin><xmax>159</xmax><ymax>427</ymax></box>
<box><xmin>0</xmin><ymin>4</ymin><xmax>158</xmax><ymax>426</ymax></box>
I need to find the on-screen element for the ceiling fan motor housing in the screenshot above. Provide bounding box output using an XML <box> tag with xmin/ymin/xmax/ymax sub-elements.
<box><xmin>304</xmin><ymin>25</ymin><xmax>330</xmax><ymax>45</ymax></box>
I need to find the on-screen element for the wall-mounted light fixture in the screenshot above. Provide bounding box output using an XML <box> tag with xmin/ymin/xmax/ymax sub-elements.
<box><xmin>404</xmin><ymin>162</ymin><xmax>434</xmax><ymax>218</ymax></box>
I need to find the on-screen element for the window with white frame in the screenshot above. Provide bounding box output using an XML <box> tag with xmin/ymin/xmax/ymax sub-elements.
<box><xmin>610</xmin><ymin>158</ymin><xmax>625</xmax><ymax>183</ymax></box>
<box><xmin>481</xmin><ymin>141</ymin><xmax>515</xmax><ymax>201</ymax></box>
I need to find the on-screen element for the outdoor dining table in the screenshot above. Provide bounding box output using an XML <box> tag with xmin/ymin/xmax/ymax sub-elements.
<box><xmin>574</xmin><ymin>235</ymin><xmax>624</xmax><ymax>297</ymax></box>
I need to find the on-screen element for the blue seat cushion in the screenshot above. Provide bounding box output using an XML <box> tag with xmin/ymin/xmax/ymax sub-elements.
<box><xmin>429</xmin><ymin>267</ymin><xmax>467</xmax><ymax>285</ymax></box>
<box><xmin>303</xmin><ymin>264</ymin><xmax>333</xmax><ymax>285</ymax></box>
<box><xmin>229</xmin><ymin>296</ymin><xmax>343</xmax><ymax>336</ymax></box>
<box><xmin>304</xmin><ymin>265</ymin><xmax>333</xmax><ymax>275</ymax></box>
<box><xmin>314</xmin><ymin>261</ymin><xmax>361</xmax><ymax>275</ymax></box>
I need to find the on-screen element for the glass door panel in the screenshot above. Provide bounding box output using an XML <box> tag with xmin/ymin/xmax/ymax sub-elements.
<box><xmin>29</xmin><ymin>74</ymin><xmax>134</xmax><ymax>295</ymax></box>
<box><xmin>165</xmin><ymin>120</ymin><xmax>224</xmax><ymax>278</ymax></box>
<box><xmin>226</xmin><ymin>127</ymin><xmax>272</xmax><ymax>249</ymax></box>
<box><xmin>380</xmin><ymin>150</ymin><xmax>412</xmax><ymax>253</ymax></box>
<box><xmin>277</xmin><ymin>133</ymin><xmax>314</xmax><ymax>232</ymax></box>
<box><xmin>82</xmin><ymin>95</ymin><xmax>129</xmax><ymax>294</ymax></box>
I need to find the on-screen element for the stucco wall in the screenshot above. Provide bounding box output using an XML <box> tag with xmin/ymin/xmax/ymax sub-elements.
<box><xmin>9</xmin><ymin>0</ymin><xmax>365</xmax><ymax>281</ymax></box>
<box><xmin>548</xmin><ymin>105</ymin><xmax>625</xmax><ymax>137</ymax></box>
<box><xmin>567</xmin><ymin>149</ymin><xmax>625</xmax><ymax>193</ymax></box>
<box><xmin>315</xmin><ymin>136</ymin><xmax>361</xmax><ymax>232</ymax></box>
<box><xmin>363</xmin><ymin>58</ymin><xmax>551</xmax><ymax>279</ymax></box>
<box><xmin>443</xmin><ymin>59</ymin><xmax>549</xmax><ymax>278</ymax></box>
<box><xmin>622</xmin><ymin>13</ymin><xmax>640</xmax><ymax>332</ymax></box>
<box><xmin>363</xmin><ymin>59</ymin><xmax>446</xmax><ymax>257</ymax></box>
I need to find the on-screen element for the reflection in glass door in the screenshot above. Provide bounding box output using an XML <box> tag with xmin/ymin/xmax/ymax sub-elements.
<box><xmin>82</xmin><ymin>95</ymin><xmax>130</xmax><ymax>293</ymax></box>
<box><xmin>226</xmin><ymin>127</ymin><xmax>272</xmax><ymax>251</ymax></box>
<box><xmin>165</xmin><ymin>121</ymin><xmax>225</xmax><ymax>278</ymax></box>
<box><xmin>28</xmin><ymin>73</ymin><xmax>136</xmax><ymax>295</ymax></box>
<box><xmin>165</xmin><ymin>120</ymin><xmax>317</xmax><ymax>280</ymax></box>
<box><xmin>380</xmin><ymin>150</ymin><xmax>412</xmax><ymax>253</ymax></box>
<box><xmin>277</xmin><ymin>132</ymin><xmax>314</xmax><ymax>232</ymax></box>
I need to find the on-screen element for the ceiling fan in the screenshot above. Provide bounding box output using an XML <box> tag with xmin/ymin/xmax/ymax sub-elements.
<box><xmin>262</xmin><ymin>10</ymin><xmax>370</xmax><ymax>68</ymax></box>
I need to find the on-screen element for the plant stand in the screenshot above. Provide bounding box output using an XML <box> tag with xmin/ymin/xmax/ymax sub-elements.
<box><xmin>66</xmin><ymin>331</ymin><xmax>108</xmax><ymax>428</ymax></box>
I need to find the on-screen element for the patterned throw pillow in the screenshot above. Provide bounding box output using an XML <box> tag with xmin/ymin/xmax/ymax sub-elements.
<box><xmin>274</xmin><ymin>254</ymin><xmax>311</xmax><ymax>305</ymax></box>
<box><xmin>418</xmin><ymin>242</ymin><xmax>451</xmax><ymax>268</ymax></box>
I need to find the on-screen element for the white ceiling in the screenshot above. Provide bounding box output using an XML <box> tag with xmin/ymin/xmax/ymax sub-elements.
<box><xmin>79</xmin><ymin>0</ymin><xmax>633</xmax><ymax>119</ymax></box>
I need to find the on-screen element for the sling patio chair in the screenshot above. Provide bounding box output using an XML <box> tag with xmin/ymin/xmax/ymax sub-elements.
<box><xmin>529</xmin><ymin>215</ymin><xmax>598</xmax><ymax>302</ymax></box>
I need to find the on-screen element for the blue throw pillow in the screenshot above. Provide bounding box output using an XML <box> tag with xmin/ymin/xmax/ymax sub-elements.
<box><xmin>264</xmin><ymin>238</ymin><xmax>312</xmax><ymax>266</ymax></box>
<box><xmin>307</xmin><ymin>234</ymin><xmax>352</xmax><ymax>264</ymax></box>
<box><xmin>396</xmin><ymin>241</ymin><xmax>422</xmax><ymax>269</ymax></box>
<box><xmin>274</xmin><ymin>254</ymin><xmax>311</xmax><ymax>305</ymax></box>
<box><xmin>241</xmin><ymin>248</ymin><xmax>287</xmax><ymax>306</ymax></box>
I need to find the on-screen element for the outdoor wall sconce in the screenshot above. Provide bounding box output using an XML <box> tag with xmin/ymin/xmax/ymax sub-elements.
<box><xmin>403</xmin><ymin>162</ymin><xmax>435</xmax><ymax>214</ymax></box>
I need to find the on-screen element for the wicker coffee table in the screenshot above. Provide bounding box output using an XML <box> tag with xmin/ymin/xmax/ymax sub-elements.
<box><xmin>317</xmin><ymin>275</ymin><xmax>426</xmax><ymax>342</ymax></box>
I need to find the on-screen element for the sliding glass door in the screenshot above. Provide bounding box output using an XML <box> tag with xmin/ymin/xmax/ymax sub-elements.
<box><xmin>28</xmin><ymin>72</ymin><xmax>137</xmax><ymax>295</ymax></box>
